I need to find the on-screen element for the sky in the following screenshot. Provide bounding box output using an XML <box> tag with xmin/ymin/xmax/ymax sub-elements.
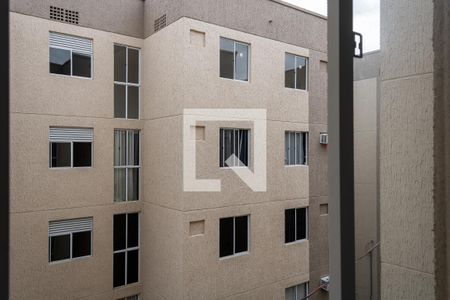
<box><xmin>283</xmin><ymin>0</ymin><xmax>380</xmax><ymax>52</ymax></box>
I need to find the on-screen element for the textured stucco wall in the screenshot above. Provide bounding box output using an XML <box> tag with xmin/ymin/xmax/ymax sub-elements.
<box><xmin>380</xmin><ymin>0</ymin><xmax>437</xmax><ymax>299</ymax></box>
<box><xmin>144</xmin><ymin>0</ymin><xmax>327</xmax><ymax>53</ymax></box>
<box><xmin>10</xmin><ymin>0</ymin><xmax>144</xmax><ymax>38</ymax></box>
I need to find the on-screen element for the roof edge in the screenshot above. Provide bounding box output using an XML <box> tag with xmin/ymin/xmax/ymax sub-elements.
<box><xmin>268</xmin><ymin>0</ymin><xmax>327</xmax><ymax>20</ymax></box>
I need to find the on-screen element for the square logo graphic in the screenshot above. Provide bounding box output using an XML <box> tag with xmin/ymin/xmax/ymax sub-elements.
<box><xmin>183</xmin><ymin>109</ymin><xmax>267</xmax><ymax>192</ymax></box>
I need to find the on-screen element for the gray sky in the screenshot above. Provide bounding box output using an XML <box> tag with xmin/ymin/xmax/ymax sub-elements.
<box><xmin>283</xmin><ymin>0</ymin><xmax>380</xmax><ymax>52</ymax></box>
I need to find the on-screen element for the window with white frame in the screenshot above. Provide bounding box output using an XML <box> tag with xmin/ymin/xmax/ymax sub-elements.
<box><xmin>285</xmin><ymin>131</ymin><xmax>308</xmax><ymax>166</ymax></box>
<box><xmin>49</xmin><ymin>127</ymin><xmax>93</xmax><ymax>168</ymax></box>
<box><xmin>114</xmin><ymin>45</ymin><xmax>140</xmax><ymax>119</ymax></box>
<box><xmin>285</xmin><ymin>282</ymin><xmax>308</xmax><ymax>300</ymax></box>
<box><xmin>114</xmin><ymin>130</ymin><xmax>139</xmax><ymax>201</ymax></box>
<box><xmin>285</xmin><ymin>207</ymin><xmax>308</xmax><ymax>243</ymax></box>
<box><xmin>219</xmin><ymin>215</ymin><xmax>249</xmax><ymax>258</ymax></box>
<box><xmin>49</xmin><ymin>32</ymin><xmax>92</xmax><ymax>78</ymax></box>
<box><xmin>285</xmin><ymin>53</ymin><xmax>308</xmax><ymax>90</ymax></box>
<box><xmin>220</xmin><ymin>37</ymin><xmax>249</xmax><ymax>81</ymax></box>
<box><xmin>220</xmin><ymin>128</ymin><xmax>249</xmax><ymax>167</ymax></box>
<box><xmin>48</xmin><ymin>217</ymin><xmax>92</xmax><ymax>262</ymax></box>
<box><xmin>113</xmin><ymin>213</ymin><xmax>139</xmax><ymax>287</ymax></box>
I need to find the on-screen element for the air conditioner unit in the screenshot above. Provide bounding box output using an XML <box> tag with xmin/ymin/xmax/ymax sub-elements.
<box><xmin>320</xmin><ymin>275</ymin><xmax>330</xmax><ymax>292</ymax></box>
<box><xmin>319</xmin><ymin>133</ymin><xmax>328</xmax><ymax>145</ymax></box>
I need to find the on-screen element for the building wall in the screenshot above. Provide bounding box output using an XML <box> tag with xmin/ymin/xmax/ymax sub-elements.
<box><xmin>353</xmin><ymin>51</ymin><xmax>380</xmax><ymax>300</ymax></box>
<box><xmin>379</xmin><ymin>0</ymin><xmax>444</xmax><ymax>299</ymax></box>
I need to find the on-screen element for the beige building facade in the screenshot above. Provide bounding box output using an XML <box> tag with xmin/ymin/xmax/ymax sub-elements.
<box><xmin>9</xmin><ymin>1</ymin><xmax>328</xmax><ymax>299</ymax></box>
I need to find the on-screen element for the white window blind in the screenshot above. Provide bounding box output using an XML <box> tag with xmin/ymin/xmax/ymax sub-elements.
<box><xmin>49</xmin><ymin>217</ymin><xmax>93</xmax><ymax>236</ymax></box>
<box><xmin>49</xmin><ymin>32</ymin><xmax>92</xmax><ymax>55</ymax></box>
<box><xmin>49</xmin><ymin>127</ymin><xmax>93</xmax><ymax>142</ymax></box>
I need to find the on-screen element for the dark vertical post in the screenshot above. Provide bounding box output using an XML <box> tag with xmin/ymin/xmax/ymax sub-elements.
<box><xmin>0</xmin><ymin>0</ymin><xmax>9</xmax><ymax>299</ymax></box>
<box><xmin>328</xmin><ymin>0</ymin><xmax>355</xmax><ymax>299</ymax></box>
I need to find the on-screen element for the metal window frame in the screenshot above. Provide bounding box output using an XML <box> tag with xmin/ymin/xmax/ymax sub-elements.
<box><xmin>219</xmin><ymin>37</ymin><xmax>250</xmax><ymax>82</ymax></box>
<box><xmin>113</xmin><ymin>44</ymin><xmax>141</xmax><ymax>120</ymax></box>
<box><xmin>219</xmin><ymin>128</ymin><xmax>250</xmax><ymax>168</ymax></box>
<box><xmin>219</xmin><ymin>215</ymin><xmax>250</xmax><ymax>259</ymax></box>
<box><xmin>49</xmin><ymin>45</ymin><xmax>93</xmax><ymax>80</ymax></box>
<box><xmin>285</xmin><ymin>53</ymin><xmax>309</xmax><ymax>91</ymax></box>
<box><xmin>49</xmin><ymin>140</ymin><xmax>93</xmax><ymax>169</ymax></box>
<box><xmin>113</xmin><ymin>213</ymin><xmax>140</xmax><ymax>287</ymax></box>
<box><xmin>328</xmin><ymin>0</ymin><xmax>356</xmax><ymax>299</ymax></box>
<box><xmin>113</xmin><ymin>129</ymin><xmax>141</xmax><ymax>202</ymax></box>
<box><xmin>284</xmin><ymin>131</ymin><xmax>308</xmax><ymax>166</ymax></box>
<box><xmin>285</xmin><ymin>207</ymin><xmax>308</xmax><ymax>244</ymax></box>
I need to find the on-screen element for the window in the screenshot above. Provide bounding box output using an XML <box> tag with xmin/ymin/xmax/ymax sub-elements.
<box><xmin>285</xmin><ymin>207</ymin><xmax>308</xmax><ymax>243</ymax></box>
<box><xmin>220</xmin><ymin>37</ymin><xmax>249</xmax><ymax>81</ymax></box>
<box><xmin>114</xmin><ymin>213</ymin><xmax>139</xmax><ymax>287</ymax></box>
<box><xmin>49</xmin><ymin>32</ymin><xmax>92</xmax><ymax>78</ymax></box>
<box><xmin>114</xmin><ymin>45</ymin><xmax>140</xmax><ymax>119</ymax></box>
<box><xmin>219</xmin><ymin>215</ymin><xmax>249</xmax><ymax>258</ymax></box>
<box><xmin>219</xmin><ymin>128</ymin><xmax>249</xmax><ymax>167</ymax></box>
<box><xmin>49</xmin><ymin>127</ymin><xmax>93</xmax><ymax>168</ymax></box>
<box><xmin>48</xmin><ymin>218</ymin><xmax>92</xmax><ymax>262</ymax></box>
<box><xmin>114</xmin><ymin>130</ymin><xmax>140</xmax><ymax>201</ymax></box>
<box><xmin>285</xmin><ymin>53</ymin><xmax>307</xmax><ymax>90</ymax></box>
<box><xmin>285</xmin><ymin>283</ymin><xmax>308</xmax><ymax>300</ymax></box>
<box><xmin>285</xmin><ymin>131</ymin><xmax>308</xmax><ymax>165</ymax></box>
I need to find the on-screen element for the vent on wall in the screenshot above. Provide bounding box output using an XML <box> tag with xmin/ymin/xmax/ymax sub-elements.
<box><xmin>50</xmin><ymin>6</ymin><xmax>79</xmax><ymax>25</ymax></box>
<box><xmin>154</xmin><ymin>14</ymin><xmax>167</xmax><ymax>32</ymax></box>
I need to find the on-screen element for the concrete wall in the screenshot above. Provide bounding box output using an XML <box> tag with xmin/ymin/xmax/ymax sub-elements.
<box><xmin>379</xmin><ymin>0</ymin><xmax>448</xmax><ymax>299</ymax></box>
<box><xmin>10</xmin><ymin>0</ymin><xmax>144</xmax><ymax>38</ymax></box>
<box><xmin>353</xmin><ymin>51</ymin><xmax>380</xmax><ymax>300</ymax></box>
<box><xmin>144</xmin><ymin>0</ymin><xmax>327</xmax><ymax>53</ymax></box>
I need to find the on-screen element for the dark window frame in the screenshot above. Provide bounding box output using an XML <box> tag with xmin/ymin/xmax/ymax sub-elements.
<box><xmin>114</xmin><ymin>44</ymin><xmax>140</xmax><ymax>119</ymax></box>
<box><xmin>219</xmin><ymin>215</ymin><xmax>250</xmax><ymax>258</ymax></box>
<box><xmin>285</xmin><ymin>207</ymin><xmax>308</xmax><ymax>244</ymax></box>
<box><xmin>48</xmin><ymin>225</ymin><xmax>92</xmax><ymax>263</ymax></box>
<box><xmin>49</xmin><ymin>46</ymin><xmax>92</xmax><ymax>79</ymax></box>
<box><xmin>113</xmin><ymin>213</ymin><xmax>140</xmax><ymax>288</ymax></box>
<box><xmin>285</xmin><ymin>53</ymin><xmax>308</xmax><ymax>91</ymax></box>
<box><xmin>219</xmin><ymin>37</ymin><xmax>250</xmax><ymax>82</ymax></box>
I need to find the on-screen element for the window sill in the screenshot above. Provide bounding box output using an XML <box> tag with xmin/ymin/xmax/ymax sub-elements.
<box><xmin>219</xmin><ymin>166</ymin><xmax>251</xmax><ymax>170</ymax></box>
<box><xmin>49</xmin><ymin>254</ymin><xmax>92</xmax><ymax>265</ymax></box>
<box><xmin>219</xmin><ymin>76</ymin><xmax>250</xmax><ymax>84</ymax></box>
<box><xmin>50</xmin><ymin>72</ymin><xmax>93</xmax><ymax>80</ymax></box>
<box><xmin>284</xmin><ymin>86</ymin><xmax>308</xmax><ymax>92</ymax></box>
<box><xmin>284</xmin><ymin>164</ymin><xmax>308</xmax><ymax>168</ymax></box>
<box><xmin>49</xmin><ymin>166</ymin><xmax>93</xmax><ymax>170</ymax></box>
<box><xmin>219</xmin><ymin>251</ymin><xmax>250</xmax><ymax>260</ymax></box>
<box><xmin>285</xmin><ymin>239</ymin><xmax>308</xmax><ymax>246</ymax></box>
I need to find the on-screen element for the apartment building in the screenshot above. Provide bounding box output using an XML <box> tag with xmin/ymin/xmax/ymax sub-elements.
<box><xmin>9</xmin><ymin>0</ymin><xmax>328</xmax><ymax>299</ymax></box>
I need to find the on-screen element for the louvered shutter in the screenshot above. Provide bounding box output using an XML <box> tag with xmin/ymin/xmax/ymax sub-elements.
<box><xmin>49</xmin><ymin>127</ymin><xmax>93</xmax><ymax>142</ymax></box>
<box><xmin>49</xmin><ymin>218</ymin><xmax>93</xmax><ymax>236</ymax></box>
<box><xmin>49</xmin><ymin>32</ymin><xmax>92</xmax><ymax>55</ymax></box>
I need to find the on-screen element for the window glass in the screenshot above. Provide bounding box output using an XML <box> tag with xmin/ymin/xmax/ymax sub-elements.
<box><xmin>127</xmin><ymin>131</ymin><xmax>140</xmax><ymax>166</ymax></box>
<box><xmin>114</xmin><ymin>169</ymin><xmax>126</xmax><ymax>202</ymax></box>
<box><xmin>50</xmin><ymin>48</ymin><xmax>71</xmax><ymax>75</ymax></box>
<box><xmin>114</xmin><ymin>84</ymin><xmax>126</xmax><ymax>118</ymax></box>
<box><xmin>127</xmin><ymin>168</ymin><xmax>139</xmax><ymax>201</ymax></box>
<box><xmin>72</xmin><ymin>231</ymin><xmax>91</xmax><ymax>258</ymax></box>
<box><xmin>127</xmin><ymin>86</ymin><xmax>139</xmax><ymax>119</ymax></box>
<box><xmin>114</xmin><ymin>130</ymin><xmax>127</xmax><ymax>166</ymax></box>
<box><xmin>73</xmin><ymin>142</ymin><xmax>92</xmax><ymax>167</ymax></box>
<box><xmin>113</xmin><ymin>252</ymin><xmax>126</xmax><ymax>287</ymax></box>
<box><xmin>234</xmin><ymin>216</ymin><xmax>248</xmax><ymax>253</ymax></box>
<box><xmin>238</xmin><ymin>130</ymin><xmax>248</xmax><ymax>166</ymax></box>
<box><xmin>285</xmin><ymin>54</ymin><xmax>296</xmax><ymax>88</ymax></box>
<box><xmin>296</xmin><ymin>208</ymin><xmax>307</xmax><ymax>240</ymax></box>
<box><xmin>220</xmin><ymin>38</ymin><xmax>234</xmax><ymax>79</ymax></box>
<box><xmin>50</xmin><ymin>235</ymin><xmax>71</xmax><ymax>261</ymax></box>
<box><xmin>114</xmin><ymin>214</ymin><xmax>127</xmax><ymax>251</ymax></box>
<box><xmin>114</xmin><ymin>45</ymin><xmax>126</xmax><ymax>82</ymax></box>
<box><xmin>285</xmin><ymin>286</ymin><xmax>295</xmax><ymax>300</ymax></box>
<box><xmin>220</xmin><ymin>129</ymin><xmax>249</xmax><ymax>167</ymax></box>
<box><xmin>235</xmin><ymin>43</ymin><xmax>249</xmax><ymax>81</ymax></box>
<box><xmin>51</xmin><ymin>142</ymin><xmax>71</xmax><ymax>168</ymax></box>
<box><xmin>285</xmin><ymin>209</ymin><xmax>296</xmax><ymax>243</ymax></box>
<box><xmin>296</xmin><ymin>56</ymin><xmax>307</xmax><ymax>90</ymax></box>
<box><xmin>219</xmin><ymin>217</ymin><xmax>234</xmax><ymax>257</ymax></box>
<box><xmin>127</xmin><ymin>213</ymin><xmax>139</xmax><ymax>248</ymax></box>
<box><xmin>72</xmin><ymin>53</ymin><xmax>91</xmax><ymax>78</ymax></box>
<box><xmin>285</xmin><ymin>132</ymin><xmax>308</xmax><ymax>166</ymax></box>
<box><xmin>128</xmin><ymin>48</ymin><xmax>139</xmax><ymax>84</ymax></box>
<box><xmin>127</xmin><ymin>250</ymin><xmax>139</xmax><ymax>284</ymax></box>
